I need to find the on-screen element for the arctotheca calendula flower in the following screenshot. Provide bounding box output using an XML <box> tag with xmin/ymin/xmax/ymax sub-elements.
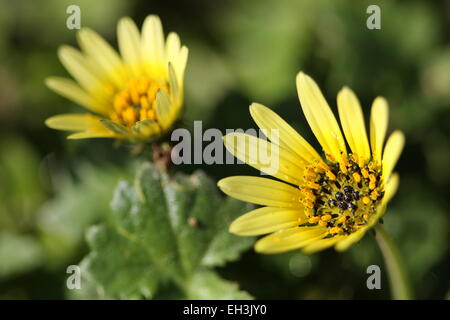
<box><xmin>218</xmin><ymin>72</ymin><xmax>405</xmax><ymax>254</ymax></box>
<box><xmin>45</xmin><ymin>15</ymin><xmax>188</xmax><ymax>141</ymax></box>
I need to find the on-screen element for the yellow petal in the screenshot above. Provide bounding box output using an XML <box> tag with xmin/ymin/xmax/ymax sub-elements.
<box><xmin>335</xmin><ymin>228</ymin><xmax>367</xmax><ymax>251</ymax></box>
<box><xmin>229</xmin><ymin>207</ymin><xmax>306</xmax><ymax>236</ymax></box>
<box><xmin>117</xmin><ymin>16</ymin><xmax>142</xmax><ymax>76</ymax></box>
<box><xmin>296</xmin><ymin>72</ymin><xmax>347</xmax><ymax>161</ymax></box>
<box><xmin>58</xmin><ymin>45</ymin><xmax>103</xmax><ymax>93</ymax></box>
<box><xmin>217</xmin><ymin>176</ymin><xmax>303</xmax><ymax>208</ymax></box>
<box><xmin>255</xmin><ymin>226</ymin><xmax>327</xmax><ymax>254</ymax></box>
<box><xmin>45</xmin><ymin>77</ymin><xmax>108</xmax><ymax>115</ymax></box>
<box><xmin>67</xmin><ymin>130</ymin><xmax>116</xmax><ymax>139</ymax></box>
<box><xmin>302</xmin><ymin>236</ymin><xmax>344</xmax><ymax>254</ymax></box>
<box><xmin>249</xmin><ymin>103</ymin><xmax>321</xmax><ymax>163</ymax></box>
<box><xmin>142</xmin><ymin>15</ymin><xmax>165</xmax><ymax>76</ymax></box>
<box><xmin>77</xmin><ymin>28</ymin><xmax>126</xmax><ymax>87</ymax></box>
<box><xmin>337</xmin><ymin>87</ymin><xmax>371</xmax><ymax>162</ymax></box>
<box><xmin>46</xmin><ymin>113</ymin><xmax>117</xmax><ymax>139</ymax></box>
<box><xmin>165</xmin><ymin>33</ymin><xmax>187</xmax><ymax>91</ymax></box>
<box><xmin>173</xmin><ymin>46</ymin><xmax>188</xmax><ymax>87</ymax></box>
<box><xmin>223</xmin><ymin>132</ymin><xmax>305</xmax><ymax>185</ymax></box>
<box><xmin>45</xmin><ymin>113</ymin><xmax>103</xmax><ymax>131</ymax></box>
<box><xmin>370</xmin><ymin>97</ymin><xmax>389</xmax><ymax>164</ymax></box>
<box><xmin>383</xmin><ymin>172</ymin><xmax>399</xmax><ymax>205</ymax></box>
<box><xmin>382</xmin><ymin>130</ymin><xmax>405</xmax><ymax>180</ymax></box>
<box><xmin>165</xmin><ymin>32</ymin><xmax>181</xmax><ymax>64</ymax></box>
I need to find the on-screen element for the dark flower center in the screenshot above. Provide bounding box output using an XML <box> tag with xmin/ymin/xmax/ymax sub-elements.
<box><xmin>300</xmin><ymin>154</ymin><xmax>384</xmax><ymax>235</ymax></box>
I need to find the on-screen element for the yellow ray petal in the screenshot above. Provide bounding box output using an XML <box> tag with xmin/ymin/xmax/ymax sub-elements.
<box><xmin>229</xmin><ymin>207</ymin><xmax>306</xmax><ymax>236</ymax></box>
<box><xmin>337</xmin><ymin>87</ymin><xmax>371</xmax><ymax>162</ymax></box>
<box><xmin>165</xmin><ymin>33</ymin><xmax>187</xmax><ymax>91</ymax></box>
<box><xmin>217</xmin><ymin>176</ymin><xmax>303</xmax><ymax>208</ymax></box>
<box><xmin>77</xmin><ymin>28</ymin><xmax>126</xmax><ymax>87</ymax></box>
<box><xmin>173</xmin><ymin>46</ymin><xmax>188</xmax><ymax>87</ymax></box>
<box><xmin>255</xmin><ymin>226</ymin><xmax>327</xmax><ymax>254</ymax></box>
<box><xmin>383</xmin><ymin>172</ymin><xmax>399</xmax><ymax>205</ymax></box>
<box><xmin>335</xmin><ymin>228</ymin><xmax>367</xmax><ymax>251</ymax></box>
<box><xmin>45</xmin><ymin>113</ymin><xmax>103</xmax><ymax>131</ymax></box>
<box><xmin>165</xmin><ymin>32</ymin><xmax>181</xmax><ymax>64</ymax></box>
<box><xmin>296</xmin><ymin>72</ymin><xmax>347</xmax><ymax>161</ymax></box>
<box><xmin>142</xmin><ymin>15</ymin><xmax>165</xmax><ymax>76</ymax></box>
<box><xmin>370</xmin><ymin>97</ymin><xmax>389</xmax><ymax>164</ymax></box>
<box><xmin>382</xmin><ymin>131</ymin><xmax>405</xmax><ymax>180</ymax></box>
<box><xmin>223</xmin><ymin>132</ymin><xmax>305</xmax><ymax>185</ymax></box>
<box><xmin>117</xmin><ymin>16</ymin><xmax>142</xmax><ymax>76</ymax></box>
<box><xmin>67</xmin><ymin>130</ymin><xmax>117</xmax><ymax>139</ymax></box>
<box><xmin>58</xmin><ymin>45</ymin><xmax>103</xmax><ymax>93</ymax></box>
<box><xmin>249</xmin><ymin>103</ymin><xmax>321</xmax><ymax>163</ymax></box>
<box><xmin>46</xmin><ymin>113</ymin><xmax>117</xmax><ymax>139</ymax></box>
<box><xmin>45</xmin><ymin>77</ymin><xmax>108</xmax><ymax>115</ymax></box>
<box><xmin>302</xmin><ymin>236</ymin><xmax>345</xmax><ymax>254</ymax></box>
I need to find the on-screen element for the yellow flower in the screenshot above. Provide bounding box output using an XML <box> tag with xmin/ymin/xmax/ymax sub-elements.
<box><xmin>45</xmin><ymin>15</ymin><xmax>188</xmax><ymax>142</ymax></box>
<box><xmin>218</xmin><ymin>72</ymin><xmax>405</xmax><ymax>254</ymax></box>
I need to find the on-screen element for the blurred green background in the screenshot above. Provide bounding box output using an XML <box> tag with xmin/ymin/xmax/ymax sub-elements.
<box><xmin>0</xmin><ymin>0</ymin><xmax>449</xmax><ymax>299</ymax></box>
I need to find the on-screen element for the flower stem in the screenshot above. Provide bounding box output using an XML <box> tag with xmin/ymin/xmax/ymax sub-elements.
<box><xmin>374</xmin><ymin>223</ymin><xmax>412</xmax><ymax>300</ymax></box>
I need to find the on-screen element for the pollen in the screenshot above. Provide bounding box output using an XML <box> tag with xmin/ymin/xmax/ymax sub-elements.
<box><xmin>361</xmin><ymin>168</ymin><xmax>369</xmax><ymax>178</ymax></box>
<box><xmin>371</xmin><ymin>190</ymin><xmax>379</xmax><ymax>201</ymax></box>
<box><xmin>336</xmin><ymin>216</ymin><xmax>346</xmax><ymax>224</ymax></box>
<box><xmin>299</xmin><ymin>154</ymin><xmax>384</xmax><ymax>236</ymax></box>
<box><xmin>318</xmin><ymin>220</ymin><xmax>328</xmax><ymax>227</ymax></box>
<box><xmin>307</xmin><ymin>181</ymin><xmax>320</xmax><ymax>190</ymax></box>
<box><xmin>353</xmin><ymin>172</ymin><xmax>361</xmax><ymax>183</ymax></box>
<box><xmin>329</xmin><ymin>227</ymin><xmax>344</xmax><ymax>234</ymax></box>
<box><xmin>309</xmin><ymin>216</ymin><xmax>320</xmax><ymax>224</ymax></box>
<box><xmin>110</xmin><ymin>77</ymin><xmax>169</xmax><ymax>128</ymax></box>
<box><xmin>302</xmin><ymin>199</ymin><xmax>315</xmax><ymax>209</ymax></box>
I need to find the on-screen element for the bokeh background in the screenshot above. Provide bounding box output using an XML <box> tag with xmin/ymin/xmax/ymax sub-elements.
<box><xmin>0</xmin><ymin>0</ymin><xmax>449</xmax><ymax>299</ymax></box>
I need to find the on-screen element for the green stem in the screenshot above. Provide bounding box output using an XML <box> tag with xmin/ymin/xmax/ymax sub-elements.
<box><xmin>374</xmin><ymin>224</ymin><xmax>413</xmax><ymax>300</ymax></box>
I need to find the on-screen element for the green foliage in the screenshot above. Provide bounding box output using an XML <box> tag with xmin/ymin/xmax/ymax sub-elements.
<box><xmin>215</xmin><ymin>0</ymin><xmax>313</xmax><ymax>105</ymax></box>
<box><xmin>0</xmin><ymin>135</ymin><xmax>45</xmax><ymax>229</ymax></box>
<box><xmin>0</xmin><ymin>232</ymin><xmax>43</xmax><ymax>279</ymax></box>
<box><xmin>37</xmin><ymin>163</ymin><xmax>132</xmax><ymax>267</ymax></box>
<box><xmin>0</xmin><ymin>136</ymin><xmax>46</xmax><ymax>281</ymax></box>
<box><xmin>80</xmin><ymin>163</ymin><xmax>254</xmax><ymax>299</ymax></box>
<box><xmin>0</xmin><ymin>134</ymin><xmax>133</xmax><ymax>295</ymax></box>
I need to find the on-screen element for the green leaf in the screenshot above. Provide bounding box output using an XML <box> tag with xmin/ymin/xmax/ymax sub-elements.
<box><xmin>80</xmin><ymin>224</ymin><xmax>158</xmax><ymax>299</ymax></box>
<box><xmin>81</xmin><ymin>162</ymin><xmax>254</xmax><ymax>299</ymax></box>
<box><xmin>186</xmin><ymin>270</ymin><xmax>253</xmax><ymax>300</ymax></box>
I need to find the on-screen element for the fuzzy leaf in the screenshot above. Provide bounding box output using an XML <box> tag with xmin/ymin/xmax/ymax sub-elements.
<box><xmin>81</xmin><ymin>162</ymin><xmax>254</xmax><ymax>299</ymax></box>
<box><xmin>186</xmin><ymin>270</ymin><xmax>253</xmax><ymax>300</ymax></box>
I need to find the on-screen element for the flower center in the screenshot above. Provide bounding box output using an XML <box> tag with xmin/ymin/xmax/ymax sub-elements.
<box><xmin>110</xmin><ymin>77</ymin><xmax>169</xmax><ymax>128</ymax></box>
<box><xmin>300</xmin><ymin>154</ymin><xmax>384</xmax><ymax>236</ymax></box>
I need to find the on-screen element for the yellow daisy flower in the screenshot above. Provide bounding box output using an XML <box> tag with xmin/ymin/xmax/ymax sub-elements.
<box><xmin>218</xmin><ymin>72</ymin><xmax>405</xmax><ymax>254</ymax></box>
<box><xmin>45</xmin><ymin>15</ymin><xmax>188</xmax><ymax>142</ymax></box>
